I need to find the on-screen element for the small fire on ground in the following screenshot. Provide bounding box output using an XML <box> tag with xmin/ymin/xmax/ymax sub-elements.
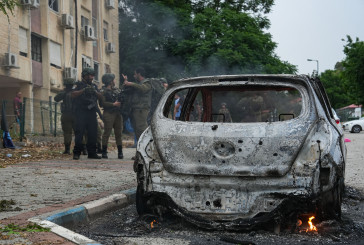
<box><xmin>297</xmin><ymin>215</ymin><xmax>318</xmax><ymax>233</ymax></box>
<box><xmin>150</xmin><ymin>220</ymin><xmax>158</xmax><ymax>229</ymax></box>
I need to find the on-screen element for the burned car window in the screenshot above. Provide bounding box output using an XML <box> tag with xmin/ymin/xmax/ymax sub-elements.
<box><xmin>164</xmin><ymin>86</ymin><xmax>302</xmax><ymax>122</ymax></box>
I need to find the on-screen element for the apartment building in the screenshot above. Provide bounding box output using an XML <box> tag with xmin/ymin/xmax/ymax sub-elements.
<box><xmin>0</xmin><ymin>0</ymin><xmax>119</xmax><ymax>102</ymax></box>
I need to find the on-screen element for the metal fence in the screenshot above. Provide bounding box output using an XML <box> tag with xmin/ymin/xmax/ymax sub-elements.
<box><xmin>1</xmin><ymin>97</ymin><xmax>62</xmax><ymax>140</ymax></box>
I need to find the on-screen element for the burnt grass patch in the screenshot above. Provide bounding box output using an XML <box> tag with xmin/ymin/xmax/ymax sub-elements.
<box><xmin>0</xmin><ymin>199</ymin><xmax>22</xmax><ymax>212</ymax></box>
<box><xmin>73</xmin><ymin>186</ymin><xmax>364</xmax><ymax>245</ymax></box>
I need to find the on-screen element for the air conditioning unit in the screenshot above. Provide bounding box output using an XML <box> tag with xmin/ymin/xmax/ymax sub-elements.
<box><xmin>4</xmin><ymin>53</ymin><xmax>18</xmax><ymax>68</ymax></box>
<box><xmin>21</xmin><ymin>0</ymin><xmax>39</xmax><ymax>9</ymax></box>
<box><xmin>63</xmin><ymin>67</ymin><xmax>78</xmax><ymax>80</ymax></box>
<box><xmin>20</xmin><ymin>0</ymin><xmax>32</xmax><ymax>5</ymax></box>
<box><xmin>61</xmin><ymin>14</ymin><xmax>74</xmax><ymax>29</ymax></box>
<box><xmin>83</xmin><ymin>25</ymin><xmax>96</xmax><ymax>41</ymax></box>
<box><xmin>106</xmin><ymin>43</ymin><xmax>116</xmax><ymax>53</ymax></box>
<box><xmin>31</xmin><ymin>0</ymin><xmax>40</xmax><ymax>8</ymax></box>
<box><xmin>105</xmin><ymin>0</ymin><xmax>115</xmax><ymax>9</ymax></box>
<box><xmin>50</xmin><ymin>78</ymin><xmax>57</xmax><ymax>86</ymax></box>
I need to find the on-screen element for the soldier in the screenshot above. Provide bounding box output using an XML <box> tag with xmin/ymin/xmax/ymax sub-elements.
<box><xmin>100</xmin><ymin>73</ymin><xmax>124</xmax><ymax>159</ymax></box>
<box><xmin>71</xmin><ymin>68</ymin><xmax>103</xmax><ymax>160</ymax></box>
<box><xmin>54</xmin><ymin>78</ymin><xmax>75</xmax><ymax>154</ymax></box>
<box><xmin>217</xmin><ymin>102</ymin><xmax>233</xmax><ymax>122</ymax></box>
<box><xmin>122</xmin><ymin>67</ymin><xmax>152</xmax><ymax>141</ymax></box>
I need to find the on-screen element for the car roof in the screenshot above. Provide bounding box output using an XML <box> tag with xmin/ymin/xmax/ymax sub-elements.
<box><xmin>168</xmin><ymin>74</ymin><xmax>310</xmax><ymax>89</ymax></box>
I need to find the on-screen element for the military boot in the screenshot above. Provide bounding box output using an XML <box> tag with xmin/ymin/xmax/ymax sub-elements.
<box><xmin>63</xmin><ymin>144</ymin><xmax>71</xmax><ymax>154</ymax></box>
<box><xmin>97</xmin><ymin>143</ymin><xmax>102</xmax><ymax>154</ymax></box>
<box><xmin>102</xmin><ymin>145</ymin><xmax>108</xmax><ymax>159</ymax></box>
<box><xmin>82</xmin><ymin>144</ymin><xmax>88</xmax><ymax>155</ymax></box>
<box><xmin>73</xmin><ymin>153</ymin><xmax>80</xmax><ymax>160</ymax></box>
<box><xmin>88</xmin><ymin>153</ymin><xmax>102</xmax><ymax>159</ymax></box>
<box><xmin>117</xmin><ymin>145</ymin><xmax>123</xmax><ymax>159</ymax></box>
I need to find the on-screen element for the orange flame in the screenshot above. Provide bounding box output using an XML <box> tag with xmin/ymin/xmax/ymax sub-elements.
<box><xmin>150</xmin><ymin>220</ymin><xmax>157</xmax><ymax>228</ymax></box>
<box><xmin>306</xmin><ymin>216</ymin><xmax>317</xmax><ymax>232</ymax></box>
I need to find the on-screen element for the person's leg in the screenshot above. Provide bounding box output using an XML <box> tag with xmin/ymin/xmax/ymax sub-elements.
<box><xmin>101</xmin><ymin>111</ymin><xmax>114</xmax><ymax>159</ymax></box>
<box><xmin>132</xmin><ymin>109</ymin><xmax>149</xmax><ymax>141</ymax></box>
<box><xmin>114</xmin><ymin>113</ymin><xmax>123</xmax><ymax>159</ymax></box>
<box><xmin>73</xmin><ymin>112</ymin><xmax>86</xmax><ymax>159</ymax></box>
<box><xmin>62</xmin><ymin>114</ymin><xmax>73</xmax><ymax>154</ymax></box>
<box><xmin>86</xmin><ymin>111</ymin><xmax>100</xmax><ymax>159</ymax></box>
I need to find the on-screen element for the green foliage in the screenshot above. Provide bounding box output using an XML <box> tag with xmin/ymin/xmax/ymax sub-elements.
<box><xmin>342</xmin><ymin>36</ymin><xmax>364</xmax><ymax>105</ymax></box>
<box><xmin>319</xmin><ymin>36</ymin><xmax>364</xmax><ymax>109</ymax></box>
<box><xmin>320</xmin><ymin>69</ymin><xmax>355</xmax><ymax>109</ymax></box>
<box><xmin>119</xmin><ymin>0</ymin><xmax>296</xmax><ymax>82</ymax></box>
<box><xmin>0</xmin><ymin>223</ymin><xmax>50</xmax><ymax>235</ymax></box>
<box><xmin>0</xmin><ymin>0</ymin><xmax>19</xmax><ymax>21</ymax></box>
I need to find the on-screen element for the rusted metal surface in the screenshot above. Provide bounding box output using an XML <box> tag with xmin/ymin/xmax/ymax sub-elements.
<box><xmin>134</xmin><ymin>74</ymin><xmax>346</xmax><ymax>229</ymax></box>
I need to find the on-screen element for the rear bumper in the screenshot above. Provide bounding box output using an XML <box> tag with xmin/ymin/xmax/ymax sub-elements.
<box><xmin>147</xmin><ymin>172</ymin><xmax>314</xmax><ymax>221</ymax></box>
<box><xmin>144</xmin><ymin>190</ymin><xmax>317</xmax><ymax>231</ymax></box>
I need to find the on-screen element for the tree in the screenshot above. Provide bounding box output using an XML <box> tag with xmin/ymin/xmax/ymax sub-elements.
<box><xmin>0</xmin><ymin>0</ymin><xmax>18</xmax><ymax>22</ymax></box>
<box><xmin>320</xmin><ymin>69</ymin><xmax>355</xmax><ymax>109</ymax></box>
<box><xmin>119</xmin><ymin>0</ymin><xmax>297</xmax><ymax>82</ymax></box>
<box><xmin>342</xmin><ymin>36</ymin><xmax>364</xmax><ymax>105</ymax></box>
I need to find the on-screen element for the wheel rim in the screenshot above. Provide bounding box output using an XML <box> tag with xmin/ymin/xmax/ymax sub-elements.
<box><xmin>353</xmin><ymin>126</ymin><xmax>360</xmax><ymax>133</ymax></box>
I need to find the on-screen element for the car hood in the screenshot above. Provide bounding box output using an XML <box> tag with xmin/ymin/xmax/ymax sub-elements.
<box><xmin>344</xmin><ymin>119</ymin><xmax>364</xmax><ymax>125</ymax></box>
<box><xmin>151</xmin><ymin>115</ymin><xmax>316</xmax><ymax>177</ymax></box>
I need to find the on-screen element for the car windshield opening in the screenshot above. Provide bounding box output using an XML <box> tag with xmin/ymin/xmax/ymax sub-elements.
<box><xmin>164</xmin><ymin>85</ymin><xmax>302</xmax><ymax>123</ymax></box>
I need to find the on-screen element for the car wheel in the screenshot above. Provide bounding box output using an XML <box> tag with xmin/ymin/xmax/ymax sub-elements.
<box><xmin>351</xmin><ymin>125</ymin><xmax>361</xmax><ymax>133</ymax></box>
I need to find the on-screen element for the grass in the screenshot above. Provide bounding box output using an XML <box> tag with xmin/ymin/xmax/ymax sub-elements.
<box><xmin>0</xmin><ymin>223</ymin><xmax>50</xmax><ymax>235</ymax></box>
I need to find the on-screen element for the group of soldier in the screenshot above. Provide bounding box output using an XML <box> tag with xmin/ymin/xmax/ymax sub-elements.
<box><xmin>55</xmin><ymin>67</ymin><xmax>166</xmax><ymax>160</ymax></box>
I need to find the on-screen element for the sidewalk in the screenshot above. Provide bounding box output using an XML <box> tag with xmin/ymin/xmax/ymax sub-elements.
<box><xmin>0</xmin><ymin>145</ymin><xmax>137</xmax><ymax>244</ymax></box>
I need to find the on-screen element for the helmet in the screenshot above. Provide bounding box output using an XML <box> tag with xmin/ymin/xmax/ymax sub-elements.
<box><xmin>160</xmin><ymin>78</ymin><xmax>168</xmax><ymax>84</ymax></box>
<box><xmin>63</xmin><ymin>78</ymin><xmax>75</xmax><ymax>85</ymax></box>
<box><xmin>81</xmin><ymin>67</ymin><xmax>95</xmax><ymax>77</ymax></box>
<box><xmin>102</xmin><ymin>73</ymin><xmax>115</xmax><ymax>85</ymax></box>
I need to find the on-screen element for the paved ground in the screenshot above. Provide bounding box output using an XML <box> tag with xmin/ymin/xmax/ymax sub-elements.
<box><xmin>0</xmin><ymin>145</ymin><xmax>137</xmax><ymax>244</ymax></box>
<box><xmin>0</xmin><ymin>131</ymin><xmax>363</xmax><ymax>244</ymax></box>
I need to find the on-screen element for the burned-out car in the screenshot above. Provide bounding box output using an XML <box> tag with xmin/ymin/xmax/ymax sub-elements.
<box><xmin>134</xmin><ymin>75</ymin><xmax>346</xmax><ymax>230</ymax></box>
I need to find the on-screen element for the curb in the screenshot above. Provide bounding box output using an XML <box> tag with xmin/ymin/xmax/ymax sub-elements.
<box><xmin>29</xmin><ymin>188</ymin><xmax>136</xmax><ymax>245</ymax></box>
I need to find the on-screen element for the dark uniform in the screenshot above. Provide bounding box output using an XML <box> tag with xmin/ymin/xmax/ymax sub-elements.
<box><xmin>54</xmin><ymin>78</ymin><xmax>75</xmax><ymax>154</ymax></box>
<box><xmin>72</xmin><ymin>68</ymin><xmax>102</xmax><ymax>160</ymax></box>
<box><xmin>100</xmin><ymin>73</ymin><xmax>124</xmax><ymax>159</ymax></box>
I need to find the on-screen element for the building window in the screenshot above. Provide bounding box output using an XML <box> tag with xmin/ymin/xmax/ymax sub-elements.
<box><xmin>104</xmin><ymin>63</ymin><xmax>111</xmax><ymax>73</ymax></box>
<box><xmin>92</xmin><ymin>17</ymin><xmax>98</xmax><ymax>47</ymax></box>
<box><xmin>82</xmin><ymin>55</ymin><xmax>92</xmax><ymax>69</ymax></box>
<box><xmin>31</xmin><ymin>34</ymin><xmax>42</xmax><ymax>62</ymax></box>
<box><xmin>94</xmin><ymin>62</ymin><xmax>99</xmax><ymax>82</ymax></box>
<box><xmin>81</xmin><ymin>16</ymin><xmax>89</xmax><ymax>28</ymax></box>
<box><xmin>49</xmin><ymin>41</ymin><xmax>61</xmax><ymax>68</ymax></box>
<box><xmin>19</xmin><ymin>27</ymin><xmax>28</xmax><ymax>57</ymax></box>
<box><xmin>103</xmin><ymin>21</ymin><xmax>108</xmax><ymax>41</ymax></box>
<box><xmin>49</xmin><ymin>0</ymin><xmax>59</xmax><ymax>12</ymax></box>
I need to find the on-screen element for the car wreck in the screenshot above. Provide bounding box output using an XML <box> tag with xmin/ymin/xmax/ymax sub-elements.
<box><xmin>134</xmin><ymin>74</ymin><xmax>346</xmax><ymax>231</ymax></box>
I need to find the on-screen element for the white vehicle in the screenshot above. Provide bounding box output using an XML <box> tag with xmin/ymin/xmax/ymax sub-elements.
<box><xmin>134</xmin><ymin>74</ymin><xmax>346</xmax><ymax>230</ymax></box>
<box><xmin>343</xmin><ymin>117</ymin><xmax>364</xmax><ymax>133</ymax></box>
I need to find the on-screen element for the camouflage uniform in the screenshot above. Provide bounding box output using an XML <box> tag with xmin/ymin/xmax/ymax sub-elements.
<box><xmin>217</xmin><ymin>107</ymin><xmax>232</xmax><ymax>122</ymax></box>
<box><xmin>128</xmin><ymin>78</ymin><xmax>152</xmax><ymax>140</ymax></box>
<box><xmin>54</xmin><ymin>78</ymin><xmax>75</xmax><ymax>154</ymax></box>
<box><xmin>100</xmin><ymin>73</ymin><xmax>124</xmax><ymax>159</ymax></box>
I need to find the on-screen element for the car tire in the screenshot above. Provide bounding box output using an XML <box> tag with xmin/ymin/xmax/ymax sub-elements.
<box><xmin>351</xmin><ymin>125</ymin><xmax>361</xmax><ymax>133</ymax></box>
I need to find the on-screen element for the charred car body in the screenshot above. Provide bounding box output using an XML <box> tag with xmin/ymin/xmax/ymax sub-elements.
<box><xmin>134</xmin><ymin>75</ymin><xmax>346</xmax><ymax>230</ymax></box>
